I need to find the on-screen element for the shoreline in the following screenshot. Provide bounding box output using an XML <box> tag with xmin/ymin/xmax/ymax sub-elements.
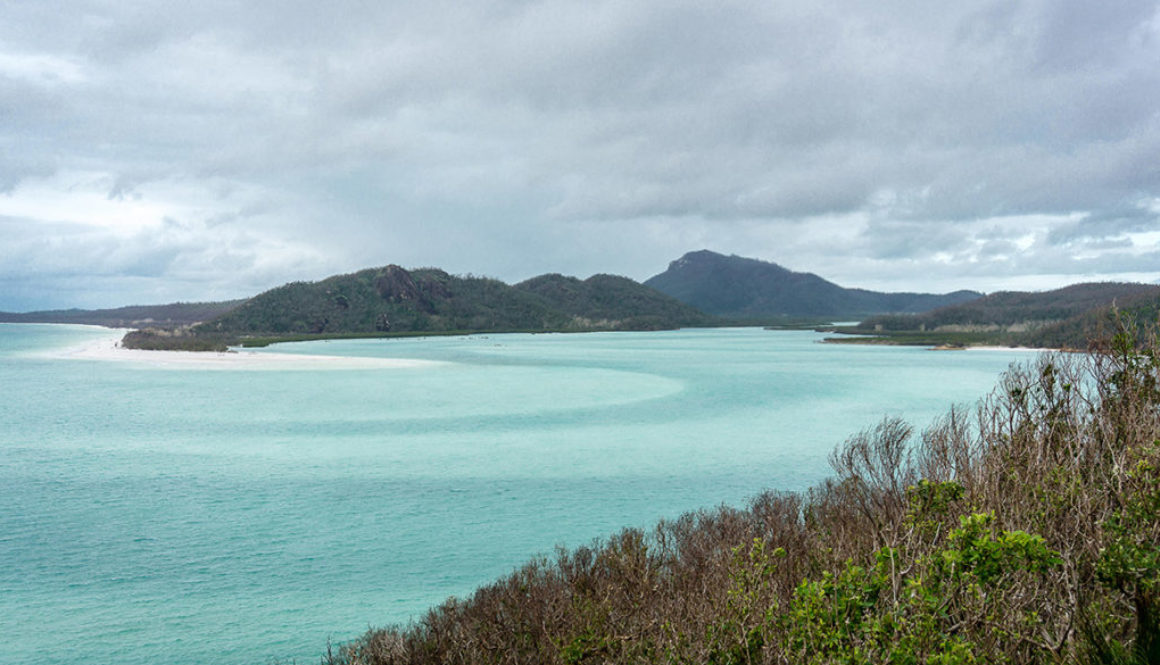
<box><xmin>964</xmin><ymin>345</ymin><xmax>1053</xmax><ymax>353</ymax></box>
<box><xmin>821</xmin><ymin>334</ymin><xmax>1055</xmax><ymax>353</ymax></box>
<box><xmin>36</xmin><ymin>328</ymin><xmax>444</xmax><ymax>370</ymax></box>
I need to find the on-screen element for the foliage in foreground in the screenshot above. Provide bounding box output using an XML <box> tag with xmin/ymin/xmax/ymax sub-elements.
<box><xmin>328</xmin><ymin>321</ymin><xmax>1160</xmax><ymax>665</ymax></box>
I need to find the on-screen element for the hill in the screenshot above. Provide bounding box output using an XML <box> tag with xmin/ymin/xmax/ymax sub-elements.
<box><xmin>0</xmin><ymin>300</ymin><xmax>244</xmax><ymax>328</ymax></box>
<box><xmin>195</xmin><ymin>266</ymin><xmax>570</xmax><ymax>336</ymax></box>
<box><xmin>515</xmin><ymin>273</ymin><xmax>708</xmax><ymax>329</ymax></box>
<box><xmin>122</xmin><ymin>265</ymin><xmax>709</xmax><ymax>350</ymax></box>
<box><xmin>1023</xmin><ymin>289</ymin><xmax>1160</xmax><ymax>348</ymax></box>
<box><xmin>644</xmin><ymin>250</ymin><xmax>981</xmax><ymax>318</ymax></box>
<box><xmin>846</xmin><ymin>282</ymin><xmax>1160</xmax><ymax>347</ymax></box>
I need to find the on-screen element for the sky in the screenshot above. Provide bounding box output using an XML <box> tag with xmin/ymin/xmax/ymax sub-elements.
<box><xmin>2</xmin><ymin>0</ymin><xmax>1159</xmax><ymax>310</ymax></box>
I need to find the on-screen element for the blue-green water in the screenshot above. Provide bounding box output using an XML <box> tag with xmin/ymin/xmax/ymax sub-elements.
<box><xmin>1</xmin><ymin>324</ymin><xmax>1034</xmax><ymax>664</ymax></box>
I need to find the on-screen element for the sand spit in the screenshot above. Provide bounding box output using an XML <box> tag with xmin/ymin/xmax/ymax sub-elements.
<box><xmin>41</xmin><ymin>331</ymin><xmax>444</xmax><ymax>371</ymax></box>
<box><xmin>964</xmin><ymin>345</ymin><xmax>1053</xmax><ymax>353</ymax></box>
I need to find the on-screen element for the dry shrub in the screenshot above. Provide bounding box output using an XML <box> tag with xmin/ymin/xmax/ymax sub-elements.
<box><xmin>327</xmin><ymin>318</ymin><xmax>1160</xmax><ymax>664</ymax></box>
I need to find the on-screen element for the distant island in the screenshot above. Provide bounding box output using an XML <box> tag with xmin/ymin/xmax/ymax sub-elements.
<box><xmin>5</xmin><ymin>250</ymin><xmax>1158</xmax><ymax>352</ymax></box>
<box><xmin>644</xmin><ymin>250</ymin><xmax>982</xmax><ymax>318</ymax></box>
<box><xmin>123</xmin><ymin>266</ymin><xmax>712</xmax><ymax>351</ymax></box>
<box><xmin>0</xmin><ymin>300</ymin><xmax>244</xmax><ymax>329</ymax></box>
<box><xmin>2</xmin><ymin>252</ymin><xmax>988</xmax><ymax>352</ymax></box>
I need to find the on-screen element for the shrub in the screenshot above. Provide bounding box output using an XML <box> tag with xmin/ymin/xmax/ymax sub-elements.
<box><xmin>325</xmin><ymin>318</ymin><xmax>1160</xmax><ymax>664</ymax></box>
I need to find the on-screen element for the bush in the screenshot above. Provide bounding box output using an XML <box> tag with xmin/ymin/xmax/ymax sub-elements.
<box><xmin>325</xmin><ymin>318</ymin><xmax>1160</xmax><ymax>664</ymax></box>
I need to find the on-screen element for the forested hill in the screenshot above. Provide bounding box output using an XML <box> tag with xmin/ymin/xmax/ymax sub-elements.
<box><xmin>188</xmin><ymin>265</ymin><xmax>706</xmax><ymax>340</ymax></box>
<box><xmin>0</xmin><ymin>300</ymin><xmax>244</xmax><ymax>328</ymax></box>
<box><xmin>515</xmin><ymin>273</ymin><xmax>707</xmax><ymax>329</ymax></box>
<box><xmin>852</xmin><ymin>282</ymin><xmax>1160</xmax><ymax>347</ymax></box>
<box><xmin>644</xmin><ymin>250</ymin><xmax>981</xmax><ymax>318</ymax></box>
<box><xmin>1023</xmin><ymin>289</ymin><xmax>1160</xmax><ymax>348</ymax></box>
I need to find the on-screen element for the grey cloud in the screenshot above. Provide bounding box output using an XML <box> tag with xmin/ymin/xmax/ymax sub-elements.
<box><xmin>1030</xmin><ymin>0</ymin><xmax>1159</xmax><ymax>72</ymax></box>
<box><xmin>858</xmin><ymin>221</ymin><xmax>975</xmax><ymax>261</ymax></box>
<box><xmin>1014</xmin><ymin>246</ymin><xmax>1160</xmax><ymax>278</ymax></box>
<box><xmin>1047</xmin><ymin>206</ymin><xmax>1160</xmax><ymax>245</ymax></box>
<box><xmin>2</xmin><ymin>0</ymin><xmax>1160</xmax><ymax>308</ymax></box>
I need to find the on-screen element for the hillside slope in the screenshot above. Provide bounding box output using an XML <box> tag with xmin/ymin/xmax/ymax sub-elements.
<box><xmin>852</xmin><ymin>282</ymin><xmax>1160</xmax><ymax>347</ymax></box>
<box><xmin>184</xmin><ymin>264</ymin><xmax>707</xmax><ymax>340</ymax></box>
<box><xmin>0</xmin><ymin>300</ymin><xmax>244</xmax><ymax>328</ymax></box>
<box><xmin>196</xmin><ymin>266</ymin><xmax>568</xmax><ymax>335</ymax></box>
<box><xmin>1022</xmin><ymin>289</ymin><xmax>1160</xmax><ymax>348</ymax></box>
<box><xmin>645</xmin><ymin>250</ymin><xmax>980</xmax><ymax>318</ymax></box>
<box><xmin>515</xmin><ymin>273</ymin><xmax>708</xmax><ymax>329</ymax></box>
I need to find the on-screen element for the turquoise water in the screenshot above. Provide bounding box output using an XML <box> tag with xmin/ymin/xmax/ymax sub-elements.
<box><xmin>1</xmin><ymin>324</ymin><xmax>1034</xmax><ymax>664</ymax></box>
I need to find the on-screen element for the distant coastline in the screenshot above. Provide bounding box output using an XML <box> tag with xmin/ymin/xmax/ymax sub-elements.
<box><xmin>34</xmin><ymin>326</ymin><xmax>443</xmax><ymax>370</ymax></box>
<box><xmin>8</xmin><ymin>254</ymin><xmax>1158</xmax><ymax>355</ymax></box>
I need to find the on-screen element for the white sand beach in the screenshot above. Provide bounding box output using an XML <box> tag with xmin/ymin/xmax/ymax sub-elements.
<box><xmin>42</xmin><ymin>330</ymin><xmax>444</xmax><ymax>370</ymax></box>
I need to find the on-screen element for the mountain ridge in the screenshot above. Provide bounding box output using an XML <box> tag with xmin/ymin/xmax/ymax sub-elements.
<box><xmin>10</xmin><ymin>252</ymin><xmax>1156</xmax><ymax>353</ymax></box>
<box><xmin>845</xmin><ymin>281</ymin><xmax>1160</xmax><ymax>348</ymax></box>
<box><xmin>644</xmin><ymin>249</ymin><xmax>982</xmax><ymax>318</ymax></box>
<box><xmin>117</xmin><ymin>264</ymin><xmax>708</xmax><ymax>350</ymax></box>
<box><xmin>0</xmin><ymin>300</ymin><xmax>245</xmax><ymax>328</ymax></box>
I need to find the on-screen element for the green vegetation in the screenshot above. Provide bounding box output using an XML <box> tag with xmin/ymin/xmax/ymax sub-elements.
<box><xmin>821</xmin><ymin>331</ymin><xmax>1003</xmax><ymax>348</ymax></box>
<box><xmin>120</xmin><ymin>329</ymin><xmax>233</xmax><ymax>352</ymax></box>
<box><xmin>325</xmin><ymin>318</ymin><xmax>1160</xmax><ymax>664</ymax></box>
<box><xmin>120</xmin><ymin>265</ymin><xmax>708</xmax><ymax>351</ymax></box>
<box><xmin>839</xmin><ymin>283</ymin><xmax>1160</xmax><ymax>349</ymax></box>
<box><xmin>645</xmin><ymin>250</ymin><xmax>981</xmax><ymax>319</ymax></box>
<box><xmin>197</xmin><ymin>266</ymin><xmax>574</xmax><ymax>336</ymax></box>
<box><xmin>759</xmin><ymin>318</ymin><xmax>849</xmax><ymax>330</ymax></box>
<box><xmin>1025</xmin><ymin>293</ymin><xmax>1160</xmax><ymax>350</ymax></box>
<box><xmin>517</xmin><ymin>273</ymin><xmax>708</xmax><ymax>330</ymax></box>
<box><xmin>0</xmin><ymin>300</ymin><xmax>244</xmax><ymax>328</ymax></box>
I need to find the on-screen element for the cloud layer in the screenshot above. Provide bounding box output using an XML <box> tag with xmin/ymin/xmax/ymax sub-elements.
<box><xmin>2</xmin><ymin>0</ymin><xmax>1159</xmax><ymax>308</ymax></box>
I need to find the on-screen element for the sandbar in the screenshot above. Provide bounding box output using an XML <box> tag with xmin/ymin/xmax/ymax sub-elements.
<box><xmin>965</xmin><ymin>345</ymin><xmax>1054</xmax><ymax>353</ymax></box>
<box><xmin>40</xmin><ymin>330</ymin><xmax>444</xmax><ymax>370</ymax></box>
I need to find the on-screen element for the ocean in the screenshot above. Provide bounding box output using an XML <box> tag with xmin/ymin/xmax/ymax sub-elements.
<box><xmin>0</xmin><ymin>323</ymin><xmax>1034</xmax><ymax>664</ymax></box>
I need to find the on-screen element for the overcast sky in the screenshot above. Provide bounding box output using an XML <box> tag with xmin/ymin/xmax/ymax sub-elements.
<box><xmin>2</xmin><ymin>0</ymin><xmax>1159</xmax><ymax>309</ymax></box>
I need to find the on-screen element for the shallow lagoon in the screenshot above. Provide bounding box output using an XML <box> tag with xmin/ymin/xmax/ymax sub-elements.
<box><xmin>1</xmin><ymin>324</ymin><xmax>1035</xmax><ymax>664</ymax></box>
